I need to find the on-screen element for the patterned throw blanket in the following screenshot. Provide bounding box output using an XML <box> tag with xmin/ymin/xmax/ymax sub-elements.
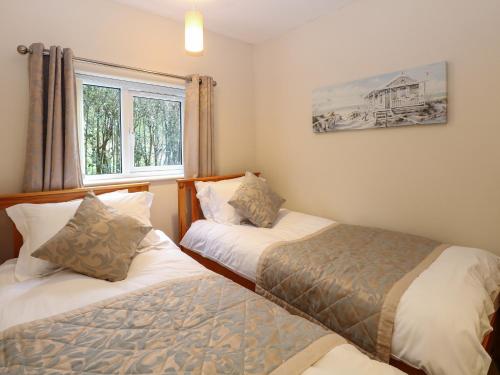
<box><xmin>256</xmin><ymin>224</ymin><xmax>449</xmax><ymax>362</ymax></box>
<box><xmin>0</xmin><ymin>274</ymin><xmax>346</xmax><ymax>375</ymax></box>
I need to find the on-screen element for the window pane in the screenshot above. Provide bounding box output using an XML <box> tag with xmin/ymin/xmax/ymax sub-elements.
<box><xmin>82</xmin><ymin>84</ymin><xmax>122</xmax><ymax>175</ymax></box>
<box><xmin>133</xmin><ymin>97</ymin><xmax>182</xmax><ymax>167</ymax></box>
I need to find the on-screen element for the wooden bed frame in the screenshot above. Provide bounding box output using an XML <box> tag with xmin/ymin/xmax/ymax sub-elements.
<box><xmin>177</xmin><ymin>173</ymin><xmax>498</xmax><ymax>375</ymax></box>
<box><xmin>0</xmin><ymin>182</ymin><xmax>150</xmax><ymax>259</ymax></box>
<box><xmin>177</xmin><ymin>173</ymin><xmax>260</xmax><ymax>290</ymax></box>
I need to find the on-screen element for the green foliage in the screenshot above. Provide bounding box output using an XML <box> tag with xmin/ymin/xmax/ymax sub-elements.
<box><xmin>83</xmin><ymin>84</ymin><xmax>182</xmax><ymax>176</ymax></box>
<box><xmin>83</xmin><ymin>85</ymin><xmax>122</xmax><ymax>175</ymax></box>
<box><xmin>133</xmin><ymin>97</ymin><xmax>182</xmax><ymax>167</ymax></box>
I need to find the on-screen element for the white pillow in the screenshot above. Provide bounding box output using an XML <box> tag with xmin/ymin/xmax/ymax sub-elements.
<box><xmin>195</xmin><ymin>177</ymin><xmax>245</xmax><ymax>224</ymax></box>
<box><xmin>6</xmin><ymin>190</ymin><xmax>154</xmax><ymax>281</ymax></box>
<box><xmin>108</xmin><ymin>191</ymin><xmax>160</xmax><ymax>251</ymax></box>
<box><xmin>194</xmin><ymin>181</ymin><xmax>215</xmax><ymax>221</ymax></box>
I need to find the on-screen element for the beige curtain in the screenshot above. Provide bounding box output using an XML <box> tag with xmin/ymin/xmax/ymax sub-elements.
<box><xmin>183</xmin><ymin>75</ymin><xmax>215</xmax><ymax>178</ymax></box>
<box><xmin>23</xmin><ymin>43</ymin><xmax>82</xmax><ymax>192</ymax></box>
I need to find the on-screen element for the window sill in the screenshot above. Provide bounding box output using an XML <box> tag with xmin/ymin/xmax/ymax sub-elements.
<box><xmin>83</xmin><ymin>174</ymin><xmax>184</xmax><ymax>187</ymax></box>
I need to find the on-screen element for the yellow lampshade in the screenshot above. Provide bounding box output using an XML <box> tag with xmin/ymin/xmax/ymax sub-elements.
<box><xmin>185</xmin><ymin>10</ymin><xmax>204</xmax><ymax>54</ymax></box>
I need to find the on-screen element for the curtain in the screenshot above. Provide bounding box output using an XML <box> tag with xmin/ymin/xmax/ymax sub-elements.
<box><xmin>183</xmin><ymin>75</ymin><xmax>215</xmax><ymax>178</ymax></box>
<box><xmin>23</xmin><ymin>43</ymin><xmax>82</xmax><ymax>192</ymax></box>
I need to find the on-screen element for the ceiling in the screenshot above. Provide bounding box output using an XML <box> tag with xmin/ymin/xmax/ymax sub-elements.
<box><xmin>112</xmin><ymin>0</ymin><xmax>352</xmax><ymax>44</ymax></box>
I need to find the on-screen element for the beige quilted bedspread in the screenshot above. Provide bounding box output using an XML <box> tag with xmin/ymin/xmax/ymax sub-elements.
<box><xmin>256</xmin><ymin>223</ymin><xmax>449</xmax><ymax>362</ymax></box>
<box><xmin>0</xmin><ymin>274</ymin><xmax>345</xmax><ymax>375</ymax></box>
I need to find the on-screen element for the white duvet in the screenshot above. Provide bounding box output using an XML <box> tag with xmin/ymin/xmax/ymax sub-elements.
<box><xmin>0</xmin><ymin>230</ymin><xmax>403</xmax><ymax>375</ymax></box>
<box><xmin>180</xmin><ymin>210</ymin><xmax>500</xmax><ymax>375</ymax></box>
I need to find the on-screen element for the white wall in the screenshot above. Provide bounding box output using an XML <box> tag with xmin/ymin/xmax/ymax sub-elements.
<box><xmin>1</xmin><ymin>0</ymin><xmax>499</xmax><ymax>260</ymax></box>
<box><xmin>254</xmin><ymin>0</ymin><xmax>500</xmax><ymax>254</ymax></box>
<box><xmin>0</xmin><ymin>0</ymin><xmax>255</xmax><ymax>254</ymax></box>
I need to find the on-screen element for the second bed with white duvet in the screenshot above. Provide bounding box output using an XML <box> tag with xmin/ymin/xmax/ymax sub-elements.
<box><xmin>181</xmin><ymin>209</ymin><xmax>500</xmax><ymax>375</ymax></box>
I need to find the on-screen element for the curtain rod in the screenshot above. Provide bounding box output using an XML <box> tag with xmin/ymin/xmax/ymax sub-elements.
<box><xmin>16</xmin><ymin>45</ymin><xmax>216</xmax><ymax>86</ymax></box>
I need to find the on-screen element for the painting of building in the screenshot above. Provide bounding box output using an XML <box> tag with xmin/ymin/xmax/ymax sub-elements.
<box><xmin>312</xmin><ymin>62</ymin><xmax>447</xmax><ymax>132</ymax></box>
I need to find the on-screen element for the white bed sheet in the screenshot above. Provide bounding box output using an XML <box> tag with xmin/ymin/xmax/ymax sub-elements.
<box><xmin>0</xmin><ymin>231</ymin><xmax>210</xmax><ymax>331</ymax></box>
<box><xmin>181</xmin><ymin>209</ymin><xmax>334</xmax><ymax>281</ymax></box>
<box><xmin>0</xmin><ymin>230</ymin><xmax>403</xmax><ymax>375</ymax></box>
<box><xmin>180</xmin><ymin>212</ymin><xmax>500</xmax><ymax>375</ymax></box>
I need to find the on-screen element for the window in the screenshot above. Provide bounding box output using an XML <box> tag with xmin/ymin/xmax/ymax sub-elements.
<box><xmin>132</xmin><ymin>96</ymin><xmax>182</xmax><ymax>169</ymax></box>
<box><xmin>76</xmin><ymin>73</ymin><xmax>184</xmax><ymax>183</ymax></box>
<box><xmin>82</xmin><ymin>84</ymin><xmax>122</xmax><ymax>175</ymax></box>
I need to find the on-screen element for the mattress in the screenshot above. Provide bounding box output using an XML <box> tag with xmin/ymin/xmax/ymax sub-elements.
<box><xmin>180</xmin><ymin>211</ymin><xmax>500</xmax><ymax>375</ymax></box>
<box><xmin>0</xmin><ymin>230</ymin><xmax>403</xmax><ymax>375</ymax></box>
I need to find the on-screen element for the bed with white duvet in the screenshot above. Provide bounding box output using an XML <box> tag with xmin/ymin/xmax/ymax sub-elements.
<box><xmin>179</xmin><ymin>175</ymin><xmax>500</xmax><ymax>375</ymax></box>
<box><xmin>0</xmin><ymin>231</ymin><xmax>404</xmax><ymax>375</ymax></box>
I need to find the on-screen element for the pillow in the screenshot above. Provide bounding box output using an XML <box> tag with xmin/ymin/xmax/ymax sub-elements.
<box><xmin>102</xmin><ymin>191</ymin><xmax>154</xmax><ymax>229</ymax></box>
<box><xmin>102</xmin><ymin>191</ymin><xmax>159</xmax><ymax>250</ymax></box>
<box><xmin>194</xmin><ymin>181</ymin><xmax>215</xmax><ymax>221</ymax></box>
<box><xmin>228</xmin><ymin>172</ymin><xmax>285</xmax><ymax>228</ymax></box>
<box><xmin>32</xmin><ymin>193</ymin><xmax>152</xmax><ymax>282</ymax></box>
<box><xmin>196</xmin><ymin>177</ymin><xmax>245</xmax><ymax>224</ymax></box>
<box><xmin>6</xmin><ymin>190</ymin><xmax>154</xmax><ymax>281</ymax></box>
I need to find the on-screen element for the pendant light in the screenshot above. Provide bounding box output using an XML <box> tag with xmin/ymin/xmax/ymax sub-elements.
<box><xmin>185</xmin><ymin>5</ymin><xmax>204</xmax><ymax>54</ymax></box>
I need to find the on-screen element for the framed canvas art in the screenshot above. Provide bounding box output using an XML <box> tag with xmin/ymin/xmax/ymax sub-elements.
<box><xmin>312</xmin><ymin>62</ymin><xmax>447</xmax><ymax>133</ymax></box>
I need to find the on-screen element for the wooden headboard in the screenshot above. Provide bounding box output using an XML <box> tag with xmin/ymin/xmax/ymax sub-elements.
<box><xmin>176</xmin><ymin>173</ymin><xmax>259</xmax><ymax>241</ymax></box>
<box><xmin>0</xmin><ymin>182</ymin><xmax>150</xmax><ymax>260</ymax></box>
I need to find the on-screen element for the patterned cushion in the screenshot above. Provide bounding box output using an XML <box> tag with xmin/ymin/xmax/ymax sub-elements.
<box><xmin>228</xmin><ymin>172</ymin><xmax>285</xmax><ymax>228</ymax></box>
<box><xmin>32</xmin><ymin>192</ymin><xmax>152</xmax><ymax>281</ymax></box>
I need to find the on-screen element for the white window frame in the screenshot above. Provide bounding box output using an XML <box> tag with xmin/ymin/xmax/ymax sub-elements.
<box><xmin>76</xmin><ymin>72</ymin><xmax>185</xmax><ymax>185</ymax></box>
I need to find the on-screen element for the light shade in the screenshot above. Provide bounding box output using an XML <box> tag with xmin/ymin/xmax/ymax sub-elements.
<box><xmin>185</xmin><ymin>10</ymin><xmax>204</xmax><ymax>54</ymax></box>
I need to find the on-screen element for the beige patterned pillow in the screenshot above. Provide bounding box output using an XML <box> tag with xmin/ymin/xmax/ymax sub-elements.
<box><xmin>228</xmin><ymin>172</ymin><xmax>285</xmax><ymax>228</ymax></box>
<box><xmin>32</xmin><ymin>192</ymin><xmax>152</xmax><ymax>282</ymax></box>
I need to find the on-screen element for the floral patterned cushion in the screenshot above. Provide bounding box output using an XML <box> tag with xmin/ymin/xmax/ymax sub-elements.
<box><xmin>32</xmin><ymin>192</ymin><xmax>152</xmax><ymax>281</ymax></box>
<box><xmin>228</xmin><ymin>172</ymin><xmax>285</xmax><ymax>228</ymax></box>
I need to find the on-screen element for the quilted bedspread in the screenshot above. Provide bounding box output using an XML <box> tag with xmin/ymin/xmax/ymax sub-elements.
<box><xmin>0</xmin><ymin>274</ymin><xmax>344</xmax><ymax>375</ymax></box>
<box><xmin>256</xmin><ymin>223</ymin><xmax>449</xmax><ymax>362</ymax></box>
